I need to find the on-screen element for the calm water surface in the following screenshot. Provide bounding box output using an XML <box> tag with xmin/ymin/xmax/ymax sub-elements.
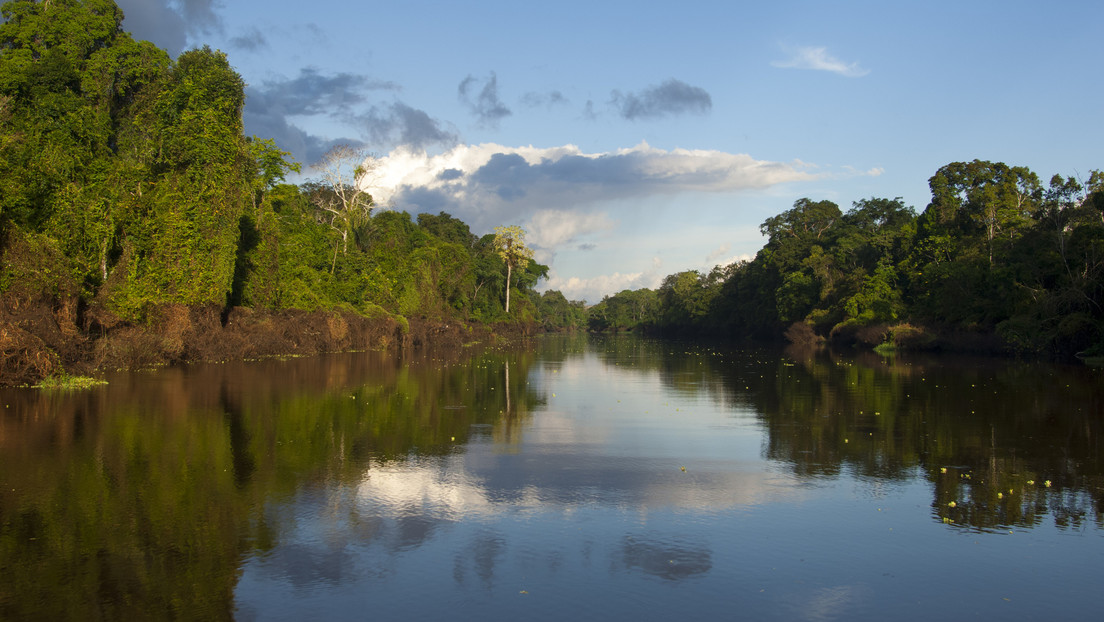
<box><xmin>1</xmin><ymin>335</ymin><xmax>1102</xmax><ymax>620</ymax></box>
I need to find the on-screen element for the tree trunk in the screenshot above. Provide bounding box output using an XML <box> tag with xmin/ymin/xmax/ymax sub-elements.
<box><xmin>505</xmin><ymin>262</ymin><xmax>512</xmax><ymax>313</ymax></box>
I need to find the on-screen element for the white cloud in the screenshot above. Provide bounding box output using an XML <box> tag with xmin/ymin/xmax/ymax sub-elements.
<box><xmin>543</xmin><ymin>271</ymin><xmax>658</xmax><ymax>303</ymax></box>
<box><xmin>772</xmin><ymin>46</ymin><xmax>870</xmax><ymax>78</ymax></box>
<box><xmin>367</xmin><ymin>141</ymin><xmax>820</xmax><ymax>233</ymax></box>
<box><xmin>705</xmin><ymin>243</ymin><xmax>732</xmax><ymax>264</ymax></box>
<box><xmin>526</xmin><ymin>210</ymin><xmax>616</xmax><ymax>249</ymax></box>
<box><xmin>363</xmin><ymin>142</ymin><xmax>878</xmax><ymax>303</ymax></box>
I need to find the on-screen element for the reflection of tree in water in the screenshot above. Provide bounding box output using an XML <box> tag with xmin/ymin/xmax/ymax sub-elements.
<box><xmin>452</xmin><ymin>530</ymin><xmax>507</xmax><ymax>589</ymax></box>
<box><xmin>615</xmin><ymin>534</ymin><xmax>712</xmax><ymax>581</ymax></box>
<box><xmin>584</xmin><ymin>335</ymin><xmax>1104</xmax><ymax>532</ymax></box>
<box><xmin>0</xmin><ymin>341</ymin><xmax>543</xmax><ymax>620</ymax></box>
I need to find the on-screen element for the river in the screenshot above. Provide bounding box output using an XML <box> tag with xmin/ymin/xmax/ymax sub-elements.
<box><xmin>1</xmin><ymin>334</ymin><xmax>1101</xmax><ymax>620</ymax></box>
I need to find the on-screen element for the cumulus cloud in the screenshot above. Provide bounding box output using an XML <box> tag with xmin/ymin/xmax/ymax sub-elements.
<box><xmin>543</xmin><ymin>271</ymin><xmax>657</xmax><ymax>303</ymax></box>
<box><xmin>372</xmin><ymin>141</ymin><xmax>818</xmax><ymax>225</ymax></box>
<box><xmin>772</xmin><ymin>46</ymin><xmax>870</xmax><ymax>78</ymax></box>
<box><xmin>367</xmin><ymin>141</ymin><xmax>828</xmax><ymax>287</ymax></box>
<box><xmin>458</xmin><ymin>72</ymin><xmax>512</xmax><ymax>127</ymax></box>
<box><xmin>116</xmin><ymin>0</ymin><xmax>223</xmax><ymax>56</ymax></box>
<box><xmin>611</xmin><ymin>79</ymin><xmax>712</xmax><ymax>120</ymax></box>
<box><xmin>526</xmin><ymin>210</ymin><xmax>616</xmax><ymax>249</ymax></box>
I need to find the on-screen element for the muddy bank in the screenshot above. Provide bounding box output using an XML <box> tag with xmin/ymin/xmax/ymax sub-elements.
<box><xmin>0</xmin><ymin>294</ymin><xmax>519</xmax><ymax>387</ymax></box>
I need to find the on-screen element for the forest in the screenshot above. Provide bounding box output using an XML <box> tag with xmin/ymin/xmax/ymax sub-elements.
<box><xmin>1</xmin><ymin>0</ymin><xmax>1102</xmax><ymax>386</ymax></box>
<box><xmin>594</xmin><ymin>165</ymin><xmax>1104</xmax><ymax>360</ymax></box>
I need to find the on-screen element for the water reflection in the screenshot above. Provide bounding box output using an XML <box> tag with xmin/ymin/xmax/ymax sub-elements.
<box><xmin>617</xmin><ymin>535</ymin><xmax>712</xmax><ymax>581</ymax></box>
<box><xmin>579</xmin><ymin>335</ymin><xmax>1104</xmax><ymax>532</ymax></box>
<box><xmin>2</xmin><ymin>335</ymin><xmax>1102</xmax><ymax>620</ymax></box>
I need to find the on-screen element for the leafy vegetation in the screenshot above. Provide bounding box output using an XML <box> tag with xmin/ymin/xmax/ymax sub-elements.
<box><xmin>607</xmin><ymin>165</ymin><xmax>1104</xmax><ymax>357</ymax></box>
<box><xmin>0</xmin><ymin>0</ymin><xmax>579</xmax><ymax>385</ymax></box>
<box><xmin>31</xmin><ymin>373</ymin><xmax>107</xmax><ymax>389</ymax></box>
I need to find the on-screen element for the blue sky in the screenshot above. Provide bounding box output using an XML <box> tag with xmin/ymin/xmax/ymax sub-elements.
<box><xmin>116</xmin><ymin>0</ymin><xmax>1104</xmax><ymax>303</ymax></box>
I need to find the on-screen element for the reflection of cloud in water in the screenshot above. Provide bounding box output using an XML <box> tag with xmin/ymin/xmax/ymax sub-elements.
<box><xmin>465</xmin><ymin>450</ymin><xmax>800</xmax><ymax>512</ymax></box>
<box><xmin>356</xmin><ymin>458</ymin><xmax>497</xmax><ymax>519</ymax></box>
<box><xmin>351</xmin><ymin>445</ymin><xmax>800</xmax><ymax>521</ymax></box>
<box><xmin>797</xmin><ymin>584</ymin><xmax>872</xmax><ymax>622</ymax></box>
<box><xmin>616</xmin><ymin>534</ymin><xmax>712</xmax><ymax>581</ymax></box>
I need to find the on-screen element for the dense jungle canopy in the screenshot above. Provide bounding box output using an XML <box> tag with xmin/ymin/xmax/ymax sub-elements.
<box><xmin>593</xmin><ymin>164</ymin><xmax>1104</xmax><ymax>358</ymax></box>
<box><xmin>0</xmin><ymin>0</ymin><xmax>556</xmax><ymax>327</ymax></box>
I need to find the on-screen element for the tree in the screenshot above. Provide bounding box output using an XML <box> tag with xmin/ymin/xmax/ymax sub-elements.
<box><xmin>417</xmin><ymin>211</ymin><xmax>477</xmax><ymax>248</ymax></box>
<box><xmin>492</xmin><ymin>225</ymin><xmax>534</xmax><ymax>314</ymax></box>
<box><xmin>309</xmin><ymin>144</ymin><xmax>376</xmax><ymax>273</ymax></box>
<box><xmin>114</xmin><ymin>45</ymin><xmax>253</xmax><ymax>314</ymax></box>
<box><xmin>924</xmin><ymin>160</ymin><xmax>1041</xmax><ymax>266</ymax></box>
<box><xmin>760</xmin><ymin>198</ymin><xmax>842</xmax><ymax>244</ymax></box>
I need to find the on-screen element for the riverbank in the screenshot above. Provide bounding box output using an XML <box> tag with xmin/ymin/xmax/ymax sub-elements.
<box><xmin>0</xmin><ymin>294</ymin><xmax>525</xmax><ymax>387</ymax></box>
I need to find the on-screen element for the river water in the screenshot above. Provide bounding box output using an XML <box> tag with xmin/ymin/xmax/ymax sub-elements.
<box><xmin>1</xmin><ymin>334</ymin><xmax>1102</xmax><ymax>620</ymax></box>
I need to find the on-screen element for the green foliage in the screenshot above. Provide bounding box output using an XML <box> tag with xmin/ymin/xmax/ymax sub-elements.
<box><xmin>537</xmin><ymin>289</ymin><xmax>587</xmax><ymax>331</ymax></box>
<box><xmin>589</xmin><ymin>288</ymin><xmax>659</xmax><ymax>332</ymax></box>
<box><xmin>2</xmin><ymin>0</ymin><xmax>1100</xmax><ymax>351</ymax></box>
<box><xmin>32</xmin><ymin>373</ymin><xmax>107</xmax><ymax>389</ymax></box>
<box><xmin>628</xmin><ymin>163</ymin><xmax>1102</xmax><ymax>356</ymax></box>
<box><xmin>492</xmin><ymin>225</ymin><xmax>536</xmax><ymax>314</ymax></box>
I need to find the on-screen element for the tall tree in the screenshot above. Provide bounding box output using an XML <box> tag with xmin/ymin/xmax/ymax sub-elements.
<box><xmin>308</xmin><ymin>144</ymin><xmax>376</xmax><ymax>273</ymax></box>
<box><xmin>924</xmin><ymin>160</ymin><xmax>1041</xmax><ymax>266</ymax></box>
<box><xmin>492</xmin><ymin>225</ymin><xmax>534</xmax><ymax>314</ymax></box>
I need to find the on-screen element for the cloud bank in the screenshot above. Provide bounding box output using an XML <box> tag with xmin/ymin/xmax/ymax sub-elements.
<box><xmin>371</xmin><ymin>142</ymin><xmax>817</xmax><ymax>228</ymax></box>
<box><xmin>772</xmin><ymin>46</ymin><xmax>870</xmax><ymax>78</ymax></box>
<box><xmin>544</xmin><ymin>271</ymin><xmax>656</xmax><ymax>303</ymax></box>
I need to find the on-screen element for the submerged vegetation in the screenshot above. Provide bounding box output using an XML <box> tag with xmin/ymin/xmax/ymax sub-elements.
<box><xmin>31</xmin><ymin>373</ymin><xmax>107</xmax><ymax>390</ymax></box>
<box><xmin>1</xmin><ymin>1</ymin><xmax>1101</xmax><ymax>386</ymax></box>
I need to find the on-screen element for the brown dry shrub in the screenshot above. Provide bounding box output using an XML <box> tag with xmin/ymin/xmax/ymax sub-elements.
<box><xmin>225</xmin><ymin>306</ymin><xmax>290</xmax><ymax>357</ymax></box>
<box><xmin>150</xmin><ymin>303</ymin><xmax>191</xmax><ymax>360</ymax></box>
<box><xmin>888</xmin><ymin>323</ymin><xmax>931</xmax><ymax>349</ymax></box>
<box><xmin>90</xmin><ymin>325</ymin><xmax>164</xmax><ymax>371</ymax></box>
<box><xmin>854</xmin><ymin>323</ymin><xmax>890</xmax><ymax>346</ymax></box>
<box><xmin>53</xmin><ymin>295</ymin><xmax>81</xmax><ymax>338</ymax></box>
<box><xmin>326</xmin><ymin>313</ymin><xmax>350</xmax><ymax>349</ymax></box>
<box><xmin>783</xmin><ymin>321</ymin><xmax>821</xmax><ymax>347</ymax></box>
<box><xmin>0</xmin><ymin>323</ymin><xmax>60</xmax><ymax>385</ymax></box>
<box><xmin>179</xmin><ymin>305</ymin><xmax>240</xmax><ymax>361</ymax></box>
<box><xmin>341</xmin><ymin>311</ymin><xmax>396</xmax><ymax>351</ymax></box>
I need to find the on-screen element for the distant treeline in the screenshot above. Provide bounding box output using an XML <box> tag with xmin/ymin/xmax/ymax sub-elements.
<box><xmin>592</xmin><ymin>162</ymin><xmax>1104</xmax><ymax>357</ymax></box>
